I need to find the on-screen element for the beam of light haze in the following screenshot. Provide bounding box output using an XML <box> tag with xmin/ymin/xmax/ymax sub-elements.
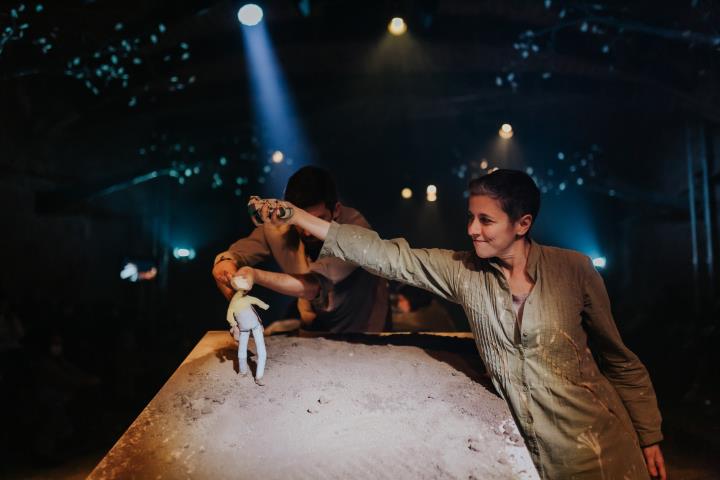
<box><xmin>240</xmin><ymin>18</ymin><xmax>310</xmax><ymax>195</ymax></box>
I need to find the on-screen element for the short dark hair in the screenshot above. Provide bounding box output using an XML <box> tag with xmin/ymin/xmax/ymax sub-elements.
<box><xmin>468</xmin><ymin>169</ymin><xmax>540</xmax><ymax>224</ymax></box>
<box><xmin>284</xmin><ymin>166</ymin><xmax>338</xmax><ymax>210</ymax></box>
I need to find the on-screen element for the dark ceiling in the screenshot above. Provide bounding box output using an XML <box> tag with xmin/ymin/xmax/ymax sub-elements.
<box><xmin>2</xmin><ymin>0</ymin><xmax>718</xmax><ymax>223</ymax></box>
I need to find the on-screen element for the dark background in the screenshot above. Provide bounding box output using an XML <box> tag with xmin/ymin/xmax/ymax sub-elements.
<box><xmin>1</xmin><ymin>0</ymin><xmax>719</xmax><ymax>477</ymax></box>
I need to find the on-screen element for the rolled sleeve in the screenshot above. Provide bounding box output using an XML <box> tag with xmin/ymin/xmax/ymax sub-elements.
<box><xmin>214</xmin><ymin>226</ymin><xmax>271</xmax><ymax>267</ymax></box>
<box><xmin>307</xmin><ymin>204</ymin><xmax>372</xmax><ymax>284</ymax></box>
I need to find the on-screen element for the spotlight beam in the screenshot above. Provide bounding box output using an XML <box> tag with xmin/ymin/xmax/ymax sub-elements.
<box><xmin>240</xmin><ymin>14</ymin><xmax>311</xmax><ymax>193</ymax></box>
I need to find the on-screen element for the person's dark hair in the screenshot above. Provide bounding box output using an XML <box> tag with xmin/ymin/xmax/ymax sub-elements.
<box><xmin>468</xmin><ymin>169</ymin><xmax>541</xmax><ymax>225</ymax></box>
<box><xmin>284</xmin><ymin>166</ymin><xmax>338</xmax><ymax>210</ymax></box>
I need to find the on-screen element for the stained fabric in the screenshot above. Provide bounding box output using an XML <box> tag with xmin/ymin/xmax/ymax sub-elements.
<box><xmin>320</xmin><ymin>222</ymin><xmax>662</xmax><ymax>479</ymax></box>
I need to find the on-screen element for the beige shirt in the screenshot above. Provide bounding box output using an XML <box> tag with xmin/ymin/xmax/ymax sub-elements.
<box><xmin>320</xmin><ymin>222</ymin><xmax>662</xmax><ymax>479</ymax></box>
<box><xmin>215</xmin><ymin>206</ymin><xmax>388</xmax><ymax>332</ymax></box>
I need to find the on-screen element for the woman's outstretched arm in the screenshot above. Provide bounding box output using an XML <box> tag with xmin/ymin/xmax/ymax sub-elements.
<box><xmin>249</xmin><ymin>197</ymin><xmax>468</xmax><ymax>303</ymax></box>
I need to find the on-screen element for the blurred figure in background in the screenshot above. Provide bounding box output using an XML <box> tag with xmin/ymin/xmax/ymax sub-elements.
<box><xmin>391</xmin><ymin>284</ymin><xmax>455</xmax><ymax>332</ymax></box>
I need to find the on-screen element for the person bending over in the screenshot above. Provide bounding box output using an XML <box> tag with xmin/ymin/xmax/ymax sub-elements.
<box><xmin>212</xmin><ymin>166</ymin><xmax>388</xmax><ymax>333</ymax></box>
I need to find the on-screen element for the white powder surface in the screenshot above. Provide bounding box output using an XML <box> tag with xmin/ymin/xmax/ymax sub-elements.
<box><xmin>89</xmin><ymin>332</ymin><xmax>539</xmax><ymax>480</ymax></box>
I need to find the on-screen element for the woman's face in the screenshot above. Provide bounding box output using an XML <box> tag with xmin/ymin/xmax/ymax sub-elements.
<box><xmin>467</xmin><ymin>195</ymin><xmax>530</xmax><ymax>259</ymax></box>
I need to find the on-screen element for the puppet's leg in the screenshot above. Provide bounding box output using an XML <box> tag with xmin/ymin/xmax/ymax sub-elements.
<box><xmin>238</xmin><ymin>330</ymin><xmax>250</xmax><ymax>376</ymax></box>
<box><xmin>251</xmin><ymin>325</ymin><xmax>267</xmax><ymax>385</ymax></box>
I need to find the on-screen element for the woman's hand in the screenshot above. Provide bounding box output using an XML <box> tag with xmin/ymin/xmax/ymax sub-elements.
<box><xmin>247</xmin><ymin>196</ymin><xmax>332</xmax><ymax>241</ymax></box>
<box><xmin>643</xmin><ymin>444</ymin><xmax>666</xmax><ymax>480</ymax></box>
<box><xmin>248</xmin><ymin>196</ymin><xmax>295</xmax><ymax>226</ymax></box>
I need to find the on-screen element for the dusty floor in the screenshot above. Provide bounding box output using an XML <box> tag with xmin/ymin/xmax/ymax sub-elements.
<box><xmin>87</xmin><ymin>332</ymin><xmax>538</xmax><ymax>480</ymax></box>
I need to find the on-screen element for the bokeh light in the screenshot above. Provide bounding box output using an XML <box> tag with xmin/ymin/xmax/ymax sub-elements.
<box><xmin>271</xmin><ymin>150</ymin><xmax>284</xmax><ymax>164</ymax></box>
<box><xmin>388</xmin><ymin>17</ymin><xmax>407</xmax><ymax>36</ymax></box>
<box><xmin>498</xmin><ymin>123</ymin><xmax>514</xmax><ymax>139</ymax></box>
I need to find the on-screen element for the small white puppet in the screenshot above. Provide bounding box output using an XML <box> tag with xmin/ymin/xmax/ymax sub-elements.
<box><xmin>227</xmin><ymin>276</ymin><xmax>269</xmax><ymax>385</ymax></box>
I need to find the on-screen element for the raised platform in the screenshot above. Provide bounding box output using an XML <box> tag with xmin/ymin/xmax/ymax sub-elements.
<box><xmin>88</xmin><ymin>331</ymin><xmax>538</xmax><ymax>480</ymax></box>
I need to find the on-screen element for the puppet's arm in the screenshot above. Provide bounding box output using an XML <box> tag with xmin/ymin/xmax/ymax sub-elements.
<box><xmin>246</xmin><ymin>296</ymin><xmax>270</xmax><ymax>310</ymax></box>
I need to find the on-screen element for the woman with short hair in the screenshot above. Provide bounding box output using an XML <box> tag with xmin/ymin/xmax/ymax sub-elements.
<box><xmin>240</xmin><ymin>169</ymin><xmax>665</xmax><ymax>479</ymax></box>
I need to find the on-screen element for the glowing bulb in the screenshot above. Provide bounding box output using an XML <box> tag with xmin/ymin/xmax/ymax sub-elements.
<box><xmin>499</xmin><ymin>123</ymin><xmax>514</xmax><ymax>139</ymax></box>
<box><xmin>238</xmin><ymin>4</ymin><xmax>263</xmax><ymax>26</ymax></box>
<box><xmin>426</xmin><ymin>192</ymin><xmax>437</xmax><ymax>202</ymax></box>
<box><xmin>271</xmin><ymin>150</ymin><xmax>284</xmax><ymax>164</ymax></box>
<box><xmin>480</xmin><ymin>159</ymin><xmax>488</xmax><ymax>170</ymax></box>
<box><xmin>388</xmin><ymin>17</ymin><xmax>407</xmax><ymax>36</ymax></box>
<box><xmin>172</xmin><ymin>247</ymin><xmax>196</xmax><ymax>260</ymax></box>
<box><xmin>401</xmin><ymin>188</ymin><xmax>413</xmax><ymax>199</ymax></box>
<box><xmin>592</xmin><ymin>257</ymin><xmax>606</xmax><ymax>269</ymax></box>
<box><xmin>426</xmin><ymin>184</ymin><xmax>437</xmax><ymax>194</ymax></box>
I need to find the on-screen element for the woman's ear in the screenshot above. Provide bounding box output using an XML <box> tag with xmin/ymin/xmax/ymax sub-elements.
<box><xmin>332</xmin><ymin>202</ymin><xmax>341</xmax><ymax>221</ymax></box>
<box><xmin>516</xmin><ymin>214</ymin><xmax>533</xmax><ymax>236</ymax></box>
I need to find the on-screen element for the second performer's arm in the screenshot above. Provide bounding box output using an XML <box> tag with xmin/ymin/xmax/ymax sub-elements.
<box><xmin>247</xmin><ymin>197</ymin><xmax>464</xmax><ymax>303</ymax></box>
<box><xmin>233</xmin><ymin>266</ymin><xmax>321</xmax><ymax>301</ymax></box>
